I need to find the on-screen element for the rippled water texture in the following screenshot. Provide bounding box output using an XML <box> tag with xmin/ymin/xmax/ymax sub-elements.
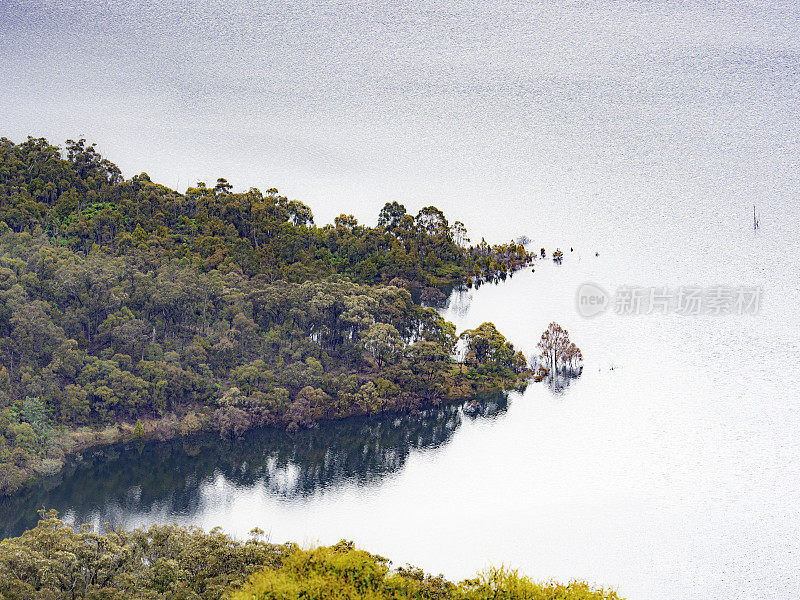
<box><xmin>1</xmin><ymin>2</ymin><xmax>799</xmax><ymax>598</ymax></box>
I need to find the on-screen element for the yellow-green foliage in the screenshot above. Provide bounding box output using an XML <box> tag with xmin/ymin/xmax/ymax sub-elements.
<box><xmin>459</xmin><ymin>568</ymin><xmax>622</xmax><ymax>600</ymax></box>
<box><xmin>232</xmin><ymin>542</ymin><xmax>622</xmax><ymax>600</ymax></box>
<box><xmin>0</xmin><ymin>514</ymin><xmax>622</xmax><ymax>600</ymax></box>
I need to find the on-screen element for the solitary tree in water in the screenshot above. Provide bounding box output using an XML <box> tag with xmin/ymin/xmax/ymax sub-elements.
<box><xmin>537</xmin><ymin>322</ymin><xmax>582</xmax><ymax>379</ymax></box>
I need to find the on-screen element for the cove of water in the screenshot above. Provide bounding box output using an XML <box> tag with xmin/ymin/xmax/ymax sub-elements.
<box><xmin>2</xmin><ymin>221</ymin><xmax>799</xmax><ymax>600</ymax></box>
<box><xmin>2</xmin><ymin>2</ymin><xmax>799</xmax><ymax>597</ymax></box>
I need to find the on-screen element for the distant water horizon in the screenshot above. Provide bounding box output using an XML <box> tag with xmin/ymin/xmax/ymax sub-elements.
<box><xmin>1</xmin><ymin>1</ymin><xmax>798</xmax><ymax>247</ymax></box>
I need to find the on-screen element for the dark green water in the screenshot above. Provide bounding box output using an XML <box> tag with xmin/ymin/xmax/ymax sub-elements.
<box><xmin>0</xmin><ymin>394</ymin><xmax>508</xmax><ymax>539</ymax></box>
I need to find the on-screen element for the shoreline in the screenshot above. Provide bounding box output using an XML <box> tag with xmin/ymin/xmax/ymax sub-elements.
<box><xmin>2</xmin><ymin>370</ymin><xmax>531</xmax><ymax>499</ymax></box>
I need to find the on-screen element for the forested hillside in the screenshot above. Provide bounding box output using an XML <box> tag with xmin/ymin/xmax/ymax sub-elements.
<box><xmin>0</xmin><ymin>137</ymin><xmax>529</xmax><ymax>284</ymax></box>
<box><xmin>0</xmin><ymin>137</ymin><xmax>533</xmax><ymax>495</ymax></box>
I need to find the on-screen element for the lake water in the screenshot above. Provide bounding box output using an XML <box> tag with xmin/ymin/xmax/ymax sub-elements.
<box><xmin>3</xmin><ymin>225</ymin><xmax>799</xmax><ymax>600</ymax></box>
<box><xmin>3</xmin><ymin>1</ymin><xmax>800</xmax><ymax>598</ymax></box>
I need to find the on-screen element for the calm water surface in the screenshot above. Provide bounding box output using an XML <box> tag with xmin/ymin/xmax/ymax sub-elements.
<box><xmin>2</xmin><ymin>3</ymin><xmax>800</xmax><ymax>597</ymax></box>
<box><xmin>2</xmin><ymin>224</ymin><xmax>799</xmax><ymax>600</ymax></box>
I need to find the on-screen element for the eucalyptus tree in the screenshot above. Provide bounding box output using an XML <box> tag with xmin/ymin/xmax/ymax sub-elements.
<box><xmin>459</xmin><ymin>322</ymin><xmax>525</xmax><ymax>374</ymax></box>
<box><xmin>537</xmin><ymin>322</ymin><xmax>582</xmax><ymax>379</ymax></box>
<box><xmin>362</xmin><ymin>323</ymin><xmax>404</xmax><ymax>371</ymax></box>
<box><xmin>377</xmin><ymin>201</ymin><xmax>407</xmax><ymax>231</ymax></box>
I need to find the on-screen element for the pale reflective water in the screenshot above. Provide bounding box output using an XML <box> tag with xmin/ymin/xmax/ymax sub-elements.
<box><xmin>3</xmin><ymin>2</ymin><xmax>800</xmax><ymax>598</ymax></box>
<box><xmin>3</xmin><ymin>226</ymin><xmax>799</xmax><ymax>600</ymax></box>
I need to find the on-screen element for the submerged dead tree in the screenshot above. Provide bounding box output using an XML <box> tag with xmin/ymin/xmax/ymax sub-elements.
<box><xmin>537</xmin><ymin>322</ymin><xmax>583</xmax><ymax>381</ymax></box>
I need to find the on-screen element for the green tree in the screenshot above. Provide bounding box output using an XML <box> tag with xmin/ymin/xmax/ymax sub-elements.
<box><xmin>460</xmin><ymin>322</ymin><xmax>520</xmax><ymax>374</ymax></box>
<box><xmin>377</xmin><ymin>201</ymin><xmax>407</xmax><ymax>231</ymax></box>
<box><xmin>362</xmin><ymin>323</ymin><xmax>403</xmax><ymax>371</ymax></box>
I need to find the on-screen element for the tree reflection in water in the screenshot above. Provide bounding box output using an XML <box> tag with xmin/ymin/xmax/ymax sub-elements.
<box><xmin>0</xmin><ymin>393</ymin><xmax>508</xmax><ymax>539</ymax></box>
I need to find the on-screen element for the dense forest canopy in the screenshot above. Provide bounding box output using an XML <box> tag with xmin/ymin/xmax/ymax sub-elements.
<box><xmin>0</xmin><ymin>136</ymin><xmax>532</xmax><ymax>495</ymax></box>
<box><xmin>0</xmin><ymin>136</ymin><xmax>529</xmax><ymax>285</ymax></box>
